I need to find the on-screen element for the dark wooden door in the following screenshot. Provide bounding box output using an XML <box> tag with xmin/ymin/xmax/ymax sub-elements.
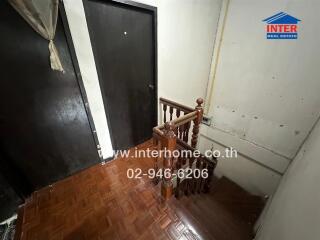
<box><xmin>84</xmin><ymin>0</ymin><xmax>157</xmax><ymax>150</ymax></box>
<box><xmin>0</xmin><ymin>2</ymin><xmax>100</xmax><ymax>193</ymax></box>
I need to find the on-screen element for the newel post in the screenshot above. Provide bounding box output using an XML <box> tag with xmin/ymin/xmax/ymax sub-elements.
<box><xmin>161</xmin><ymin>122</ymin><xmax>176</xmax><ymax>200</ymax></box>
<box><xmin>191</xmin><ymin>98</ymin><xmax>204</xmax><ymax>148</ymax></box>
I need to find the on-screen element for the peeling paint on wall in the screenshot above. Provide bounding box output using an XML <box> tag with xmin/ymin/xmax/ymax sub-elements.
<box><xmin>201</xmin><ymin>0</ymin><xmax>320</xmax><ymax>194</ymax></box>
<box><xmin>203</xmin><ymin>0</ymin><xmax>320</xmax><ymax>161</ymax></box>
<box><xmin>211</xmin><ymin>105</ymin><xmax>310</xmax><ymax>159</ymax></box>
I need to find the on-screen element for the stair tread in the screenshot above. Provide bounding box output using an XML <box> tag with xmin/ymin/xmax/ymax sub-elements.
<box><xmin>171</xmin><ymin>176</ymin><xmax>264</xmax><ymax>240</ymax></box>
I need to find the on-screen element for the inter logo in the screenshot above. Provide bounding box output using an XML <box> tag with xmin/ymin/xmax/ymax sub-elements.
<box><xmin>263</xmin><ymin>12</ymin><xmax>301</xmax><ymax>39</ymax></box>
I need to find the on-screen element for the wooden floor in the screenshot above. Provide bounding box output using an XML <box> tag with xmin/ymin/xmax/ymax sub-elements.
<box><xmin>15</xmin><ymin>141</ymin><xmax>264</xmax><ymax>240</ymax></box>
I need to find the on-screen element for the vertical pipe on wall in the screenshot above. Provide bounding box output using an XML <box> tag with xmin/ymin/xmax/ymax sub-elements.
<box><xmin>204</xmin><ymin>0</ymin><xmax>230</xmax><ymax>115</ymax></box>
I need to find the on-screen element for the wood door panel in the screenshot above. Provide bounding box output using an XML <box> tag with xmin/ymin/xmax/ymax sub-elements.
<box><xmin>85</xmin><ymin>0</ymin><xmax>157</xmax><ymax>150</ymax></box>
<box><xmin>0</xmin><ymin>1</ymin><xmax>100</xmax><ymax>192</ymax></box>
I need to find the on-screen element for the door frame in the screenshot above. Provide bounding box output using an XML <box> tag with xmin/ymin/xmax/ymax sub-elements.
<box><xmin>59</xmin><ymin>2</ymin><xmax>105</xmax><ymax>161</ymax></box>
<box><xmin>83</xmin><ymin>0</ymin><xmax>158</xmax><ymax>150</ymax></box>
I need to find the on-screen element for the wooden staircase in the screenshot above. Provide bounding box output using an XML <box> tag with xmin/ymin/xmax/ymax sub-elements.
<box><xmin>152</xmin><ymin>97</ymin><xmax>217</xmax><ymax>200</ymax></box>
<box><xmin>170</xmin><ymin>176</ymin><xmax>265</xmax><ymax>240</ymax></box>
<box><xmin>151</xmin><ymin>97</ymin><xmax>265</xmax><ymax>239</ymax></box>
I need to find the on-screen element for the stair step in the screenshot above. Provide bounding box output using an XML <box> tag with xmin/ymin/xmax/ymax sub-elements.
<box><xmin>171</xmin><ymin>176</ymin><xmax>265</xmax><ymax>240</ymax></box>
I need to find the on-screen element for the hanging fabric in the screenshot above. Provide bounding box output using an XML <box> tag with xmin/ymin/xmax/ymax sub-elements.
<box><xmin>8</xmin><ymin>0</ymin><xmax>64</xmax><ymax>72</ymax></box>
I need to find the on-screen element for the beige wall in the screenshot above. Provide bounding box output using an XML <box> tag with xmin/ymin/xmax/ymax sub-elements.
<box><xmin>200</xmin><ymin>0</ymin><xmax>320</xmax><ymax>195</ymax></box>
<box><xmin>256</xmin><ymin>117</ymin><xmax>320</xmax><ymax>240</ymax></box>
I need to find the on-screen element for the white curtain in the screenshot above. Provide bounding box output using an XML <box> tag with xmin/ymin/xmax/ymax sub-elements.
<box><xmin>8</xmin><ymin>0</ymin><xmax>64</xmax><ymax>72</ymax></box>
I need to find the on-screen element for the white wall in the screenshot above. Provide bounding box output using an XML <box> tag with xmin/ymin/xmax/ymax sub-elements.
<box><xmin>63</xmin><ymin>0</ymin><xmax>113</xmax><ymax>159</ymax></box>
<box><xmin>199</xmin><ymin>135</ymin><xmax>282</xmax><ymax>195</ymax></box>
<box><xmin>256</xmin><ymin>117</ymin><xmax>320</xmax><ymax>240</ymax></box>
<box><xmin>200</xmin><ymin>0</ymin><xmax>320</xmax><ymax>195</ymax></box>
<box><xmin>134</xmin><ymin>0</ymin><xmax>223</xmax><ymax>107</ymax></box>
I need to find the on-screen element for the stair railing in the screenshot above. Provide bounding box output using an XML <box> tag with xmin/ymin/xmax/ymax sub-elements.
<box><xmin>153</xmin><ymin>98</ymin><xmax>217</xmax><ymax>200</ymax></box>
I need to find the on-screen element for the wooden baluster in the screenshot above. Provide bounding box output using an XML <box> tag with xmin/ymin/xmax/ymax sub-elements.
<box><xmin>193</xmin><ymin>158</ymin><xmax>201</xmax><ymax>194</ymax></box>
<box><xmin>182</xmin><ymin>156</ymin><xmax>187</xmax><ymax>166</ymax></box>
<box><xmin>197</xmin><ymin>159</ymin><xmax>205</xmax><ymax>193</ymax></box>
<box><xmin>169</xmin><ymin>106</ymin><xmax>174</xmax><ymax>121</ymax></box>
<box><xmin>183</xmin><ymin>158</ymin><xmax>189</xmax><ymax>196</ymax></box>
<box><xmin>183</xmin><ymin>121</ymin><xmax>191</xmax><ymax>143</ymax></box>
<box><xmin>174</xmin><ymin>125</ymin><xmax>179</xmax><ymax>136</ymax></box>
<box><xmin>152</xmin><ymin>133</ymin><xmax>158</xmax><ymax>181</ymax></box>
<box><xmin>175</xmin><ymin>150</ymin><xmax>182</xmax><ymax>199</ymax></box>
<box><xmin>200</xmin><ymin>160</ymin><xmax>207</xmax><ymax>193</ymax></box>
<box><xmin>153</xmin><ymin>136</ymin><xmax>161</xmax><ymax>185</ymax></box>
<box><xmin>153</xmin><ymin>133</ymin><xmax>158</xmax><ymax>146</ymax></box>
<box><xmin>176</xmin><ymin>109</ymin><xmax>181</xmax><ymax>138</ymax></box>
<box><xmin>163</xmin><ymin>104</ymin><xmax>167</xmax><ymax>123</ymax></box>
<box><xmin>203</xmin><ymin>158</ymin><xmax>217</xmax><ymax>193</ymax></box>
<box><xmin>176</xmin><ymin>109</ymin><xmax>181</xmax><ymax>118</ymax></box>
<box><xmin>182</xmin><ymin>112</ymin><xmax>187</xmax><ymax>141</ymax></box>
<box><xmin>185</xmin><ymin>157</ymin><xmax>194</xmax><ymax>196</ymax></box>
<box><xmin>179</xmin><ymin>123</ymin><xmax>184</xmax><ymax>140</ymax></box>
<box><xmin>161</xmin><ymin>122</ymin><xmax>176</xmax><ymax>201</ymax></box>
<box><xmin>191</xmin><ymin>98</ymin><xmax>204</xmax><ymax>148</ymax></box>
<box><xmin>182</xmin><ymin>176</ymin><xmax>187</xmax><ymax>197</ymax></box>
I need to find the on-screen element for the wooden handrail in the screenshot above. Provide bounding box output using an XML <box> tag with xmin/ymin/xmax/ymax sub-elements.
<box><xmin>160</xmin><ymin>97</ymin><xmax>194</xmax><ymax>113</ymax></box>
<box><xmin>153</xmin><ymin>97</ymin><xmax>216</xmax><ymax>201</ymax></box>
<box><xmin>175</xmin><ymin>137</ymin><xmax>217</xmax><ymax>197</ymax></box>
<box><xmin>153</xmin><ymin>110</ymin><xmax>197</xmax><ymax>133</ymax></box>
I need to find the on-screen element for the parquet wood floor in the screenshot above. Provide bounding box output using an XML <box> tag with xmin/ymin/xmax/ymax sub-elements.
<box><xmin>15</xmin><ymin>140</ymin><xmax>264</xmax><ymax>240</ymax></box>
